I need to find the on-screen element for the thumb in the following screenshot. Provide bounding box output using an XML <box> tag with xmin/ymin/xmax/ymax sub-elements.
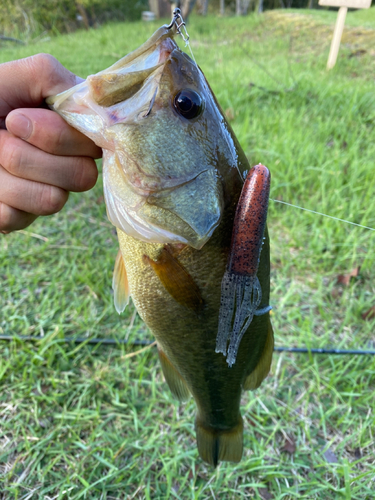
<box><xmin>0</xmin><ymin>53</ymin><xmax>83</xmax><ymax>117</ymax></box>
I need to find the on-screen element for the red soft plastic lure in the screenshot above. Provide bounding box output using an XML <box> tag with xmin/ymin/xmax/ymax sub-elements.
<box><xmin>216</xmin><ymin>164</ymin><xmax>271</xmax><ymax>366</ymax></box>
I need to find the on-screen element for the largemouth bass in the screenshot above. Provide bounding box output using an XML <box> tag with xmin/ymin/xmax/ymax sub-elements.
<box><xmin>47</xmin><ymin>21</ymin><xmax>274</xmax><ymax>467</ymax></box>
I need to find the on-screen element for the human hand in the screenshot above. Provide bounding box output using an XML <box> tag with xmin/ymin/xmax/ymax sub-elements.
<box><xmin>0</xmin><ymin>53</ymin><xmax>102</xmax><ymax>233</ymax></box>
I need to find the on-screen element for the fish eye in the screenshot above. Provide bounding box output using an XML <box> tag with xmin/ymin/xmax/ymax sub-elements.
<box><xmin>173</xmin><ymin>90</ymin><xmax>203</xmax><ymax>120</ymax></box>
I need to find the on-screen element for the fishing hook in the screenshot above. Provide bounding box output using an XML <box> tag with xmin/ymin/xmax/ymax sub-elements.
<box><xmin>166</xmin><ymin>8</ymin><xmax>190</xmax><ymax>43</ymax></box>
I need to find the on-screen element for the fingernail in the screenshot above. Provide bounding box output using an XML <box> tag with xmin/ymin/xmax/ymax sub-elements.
<box><xmin>7</xmin><ymin>113</ymin><xmax>32</xmax><ymax>140</ymax></box>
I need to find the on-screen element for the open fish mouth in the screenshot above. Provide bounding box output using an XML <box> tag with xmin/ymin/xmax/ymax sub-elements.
<box><xmin>86</xmin><ymin>38</ymin><xmax>176</xmax><ymax>109</ymax></box>
<box><xmin>47</xmin><ymin>28</ymin><xmax>178</xmax><ymax>134</ymax></box>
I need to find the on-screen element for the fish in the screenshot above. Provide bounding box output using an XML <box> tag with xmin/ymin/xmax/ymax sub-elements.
<box><xmin>47</xmin><ymin>22</ymin><xmax>274</xmax><ymax>467</ymax></box>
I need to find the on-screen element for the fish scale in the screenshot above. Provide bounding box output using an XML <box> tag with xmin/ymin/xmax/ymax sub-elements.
<box><xmin>47</xmin><ymin>23</ymin><xmax>274</xmax><ymax>467</ymax></box>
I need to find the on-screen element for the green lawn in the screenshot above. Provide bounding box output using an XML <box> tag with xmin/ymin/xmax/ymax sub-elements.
<box><xmin>1</xmin><ymin>9</ymin><xmax>375</xmax><ymax>499</ymax></box>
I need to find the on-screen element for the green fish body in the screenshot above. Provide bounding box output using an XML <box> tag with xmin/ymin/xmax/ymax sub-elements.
<box><xmin>47</xmin><ymin>25</ymin><xmax>274</xmax><ymax>466</ymax></box>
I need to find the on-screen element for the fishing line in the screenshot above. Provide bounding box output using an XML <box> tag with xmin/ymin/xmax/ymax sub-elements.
<box><xmin>1</xmin><ymin>335</ymin><xmax>375</xmax><ymax>355</ymax></box>
<box><xmin>271</xmin><ymin>199</ymin><xmax>375</xmax><ymax>232</ymax></box>
<box><xmin>168</xmin><ymin>7</ymin><xmax>197</xmax><ymax>67</ymax></box>
<box><xmin>185</xmin><ymin>40</ymin><xmax>197</xmax><ymax>67</ymax></box>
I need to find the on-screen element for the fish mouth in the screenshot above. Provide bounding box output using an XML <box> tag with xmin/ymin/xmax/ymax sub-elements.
<box><xmin>85</xmin><ymin>35</ymin><xmax>177</xmax><ymax>109</ymax></box>
<box><xmin>46</xmin><ymin>27</ymin><xmax>178</xmax><ymax>127</ymax></box>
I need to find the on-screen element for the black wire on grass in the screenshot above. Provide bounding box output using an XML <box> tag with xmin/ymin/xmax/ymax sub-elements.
<box><xmin>273</xmin><ymin>347</ymin><xmax>375</xmax><ymax>355</ymax></box>
<box><xmin>0</xmin><ymin>335</ymin><xmax>150</xmax><ymax>346</ymax></box>
<box><xmin>0</xmin><ymin>335</ymin><xmax>375</xmax><ymax>355</ymax></box>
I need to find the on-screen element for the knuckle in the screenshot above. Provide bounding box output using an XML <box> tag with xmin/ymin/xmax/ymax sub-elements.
<box><xmin>72</xmin><ymin>158</ymin><xmax>98</xmax><ymax>191</ymax></box>
<box><xmin>39</xmin><ymin>185</ymin><xmax>68</xmax><ymax>215</ymax></box>
<box><xmin>29</xmin><ymin>53</ymin><xmax>76</xmax><ymax>90</ymax></box>
<box><xmin>25</xmin><ymin>53</ymin><xmax>58</xmax><ymax>84</ymax></box>
<box><xmin>29</xmin><ymin>53</ymin><xmax>58</xmax><ymax>75</ymax></box>
<box><xmin>0</xmin><ymin>202</ymin><xmax>37</xmax><ymax>232</ymax></box>
<box><xmin>0</xmin><ymin>202</ymin><xmax>13</xmax><ymax>232</ymax></box>
<box><xmin>23</xmin><ymin>53</ymin><xmax>76</xmax><ymax>95</ymax></box>
<box><xmin>46</xmin><ymin>124</ymin><xmax>66</xmax><ymax>153</ymax></box>
<box><xmin>3</xmin><ymin>142</ymin><xmax>23</xmax><ymax>176</ymax></box>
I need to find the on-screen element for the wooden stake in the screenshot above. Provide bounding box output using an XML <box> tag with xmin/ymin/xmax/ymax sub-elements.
<box><xmin>327</xmin><ymin>6</ymin><xmax>348</xmax><ymax>69</ymax></box>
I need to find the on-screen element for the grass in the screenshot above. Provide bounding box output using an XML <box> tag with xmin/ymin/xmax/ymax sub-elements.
<box><xmin>1</xmin><ymin>8</ymin><xmax>375</xmax><ymax>499</ymax></box>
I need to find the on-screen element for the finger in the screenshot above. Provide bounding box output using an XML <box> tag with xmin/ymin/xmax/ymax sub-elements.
<box><xmin>0</xmin><ymin>164</ymin><xmax>68</xmax><ymax>216</ymax></box>
<box><xmin>0</xmin><ymin>129</ymin><xmax>98</xmax><ymax>192</ymax></box>
<box><xmin>0</xmin><ymin>53</ymin><xmax>82</xmax><ymax>116</ymax></box>
<box><xmin>0</xmin><ymin>202</ymin><xmax>37</xmax><ymax>233</ymax></box>
<box><xmin>6</xmin><ymin>108</ymin><xmax>102</xmax><ymax>158</ymax></box>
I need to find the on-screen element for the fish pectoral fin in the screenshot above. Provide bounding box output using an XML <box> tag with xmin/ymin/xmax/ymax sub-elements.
<box><xmin>143</xmin><ymin>247</ymin><xmax>203</xmax><ymax>312</ymax></box>
<box><xmin>158</xmin><ymin>347</ymin><xmax>190</xmax><ymax>402</ymax></box>
<box><xmin>112</xmin><ymin>248</ymin><xmax>130</xmax><ymax>314</ymax></box>
<box><xmin>195</xmin><ymin>416</ymin><xmax>243</xmax><ymax>467</ymax></box>
<box><xmin>243</xmin><ymin>318</ymin><xmax>274</xmax><ymax>391</ymax></box>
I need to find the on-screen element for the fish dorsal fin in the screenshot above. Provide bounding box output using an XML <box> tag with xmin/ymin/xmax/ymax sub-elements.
<box><xmin>112</xmin><ymin>249</ymin><xmax>130</xmax><ymax>314</ymax></box>
<box><xmin>243</xmin><ymin>318</ymin><xmax>274</xmax><ymax>391</ymax></box>
<box><xmin>158</xmin><ymin>346</ymin><xmax>190</xmax><ymax>402</ymax></box>
<box><xmin>143</xmin><ymin>246</ymin><xmax>203</xmax><ymax>312</ymax></box>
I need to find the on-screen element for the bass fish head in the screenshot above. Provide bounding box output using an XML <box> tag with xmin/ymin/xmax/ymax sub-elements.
<box><xmin>48</xmin><ymin>26</ymin><xmax>242</xmax><ymax>249</ymax></box>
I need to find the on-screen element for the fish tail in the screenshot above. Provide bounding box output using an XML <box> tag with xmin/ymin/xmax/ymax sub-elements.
<box><xmin>195</xmin><ymin>416</ymin><xmax>243</xmax><ymax>467</ymax></box>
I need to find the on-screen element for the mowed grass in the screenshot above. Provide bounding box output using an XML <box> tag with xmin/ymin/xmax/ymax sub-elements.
<box><xmin>1</xmin><ymin>8</ymin><xmax>375</xmax><ymax>499</ymax></box>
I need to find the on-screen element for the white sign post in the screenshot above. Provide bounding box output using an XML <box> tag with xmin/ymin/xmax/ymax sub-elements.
<box><xmin>318</xmin><ymin>0</ymin><xmax>372</xmax><ymax>69</ymax></box>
